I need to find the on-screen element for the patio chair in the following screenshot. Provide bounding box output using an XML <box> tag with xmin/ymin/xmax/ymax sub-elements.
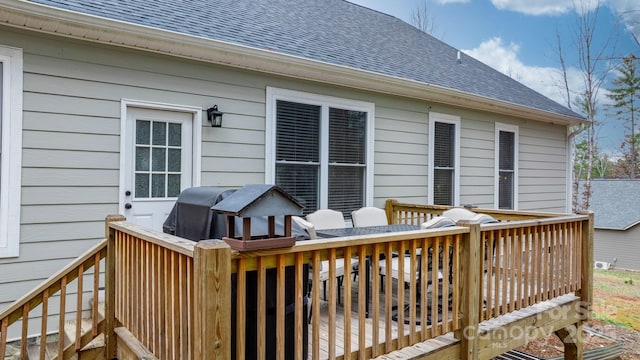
<box><xmin>295</xmin><ymin>212</ymin><xmax>357</xmax><ymax>308</ymax></box>
<box><xmin>351</xmin><ymin>206</ymin><xmax>388</xmax><ymax>227</ymax></box>
<box><xmin>306</xmin><ymin>209</ymin><xmax>346</xmax><ymax>230</ymax></box>
<box><xmin>378</xmin><ymin>215</ymin><xmax>454</xmax><ymax>324</ymax></box>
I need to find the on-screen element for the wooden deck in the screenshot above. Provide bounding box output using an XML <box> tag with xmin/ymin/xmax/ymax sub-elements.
<box><xmin>313</xmin><ymin>276</ymin><xmax>451</xmax><ymax>359</ymax></box>
<box><xmin>313</xmin><ymin>273</ymin><xmax>582</xmax><ymax>360</ymax></box>
<box><xmin>0</xmin><ymin>201</ymin><xmax>593</xmax><ymax>360</ymax></box>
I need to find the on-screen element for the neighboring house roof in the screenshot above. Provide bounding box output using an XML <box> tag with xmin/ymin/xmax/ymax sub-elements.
<box><xmin>2</xmin><ymin>0</ymin><xmax>585</xmax><ymax>124</ymax></box>
<box><xmin>580</xmin><ymin>179</ymin><xmax>640</xmax><ymax>230</ymax></box>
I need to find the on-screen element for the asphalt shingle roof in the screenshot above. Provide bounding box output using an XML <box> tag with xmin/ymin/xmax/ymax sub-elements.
<box><xmin>580</xmin><ymin>179</ymin><xmax>640</xmax><ymax>230</ymax></box>
<box><xmin>28</xmin><ymin>0</ymin><xmax>582</xmax><ymax>119</ymax></box>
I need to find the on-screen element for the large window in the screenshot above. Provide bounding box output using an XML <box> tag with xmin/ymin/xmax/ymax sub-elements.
<box><xmin>266</xmin><ymin>88</ymin><xmax>374</xmax><ymax>219</ymax></box>
<box><xmin>495</xmin><ymin>123</ymin><xmax>518</xmax><ymax>209</ymax></box>
<box><xmin>429</xmin><ymin>113</ymin><xmax>460</xmax><ymax>206</ymax></box>
<box><xmin>0</xmin><ymin>45</ymin><xmax>23</xmax><ymax>258</ymax></box>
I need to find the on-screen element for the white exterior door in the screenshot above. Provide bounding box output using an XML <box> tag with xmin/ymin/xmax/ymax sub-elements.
<box><xmin>122</xmin><ymin>105</ymin><xmax>200</xmax><ymax>230</ymax></box>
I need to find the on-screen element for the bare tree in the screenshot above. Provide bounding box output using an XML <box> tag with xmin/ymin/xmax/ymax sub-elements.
<box><xmin>410</xmin><ymin>0</ymin><xmax>436</xmax><ymax>35</ymax></box>
<box><xmin>557</xmin><ymin>0</ymin><xmax>614</xmax><ymax>211</ymax></box>
<box><xmin>617</xmin><ymin>9</ymin><xmax>640</xmax><ymax>47</ymax></box>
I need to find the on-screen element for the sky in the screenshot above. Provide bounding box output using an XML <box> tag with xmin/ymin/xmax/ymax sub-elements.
<box><xmin>348</xmin><ymin>0</ymin><xmax>640</xmax><ymax>155</ymax></box>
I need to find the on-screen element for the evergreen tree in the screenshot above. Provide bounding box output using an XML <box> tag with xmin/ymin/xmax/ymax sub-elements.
<box><xmin>606</xmin><ymin>54</ymin><xmax>640</xmax><ymax>178</ymax></box>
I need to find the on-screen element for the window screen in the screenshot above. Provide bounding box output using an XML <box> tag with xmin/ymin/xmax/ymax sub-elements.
<box><xmin>274</xmin><ymin>101</ymin><xmax>367</xmax><ymax>218</ymax></box>
<box><xmin>275</xmin><ymin>100</ymin><xmax>321</xmax><ymax>213</ymax></box>
<box><xmin>433</xmin><ymin>122</ymin><xmax>455</xmax><ymax>205</ymax></box>
<box><xmin>499</xmin><ymin>130</ymin><xmax>515</xmax><ymax>209</ymax></box>
<box><xmin>328</xmin><ymin>108</ymin><xmax>366</xmax><ymax>217</ymax></box>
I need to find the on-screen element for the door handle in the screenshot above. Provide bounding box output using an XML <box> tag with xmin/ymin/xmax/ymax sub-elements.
<box><xmin>125</xmin><ymin>203</ymin><xmax>132</xmax><ymax>210</ymax></box>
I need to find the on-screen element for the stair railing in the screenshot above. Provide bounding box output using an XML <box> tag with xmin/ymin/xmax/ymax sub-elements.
<box><xmin>0</xmin><ymin>216</ymin><xmax>122</xmax><ymax>360</ymax></box>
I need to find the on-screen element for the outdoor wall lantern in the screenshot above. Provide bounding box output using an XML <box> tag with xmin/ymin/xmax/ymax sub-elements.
<box><xmin>206</xmin><ymin>105</ymin><xmax>224</xmax><ymax>127</ymax></box>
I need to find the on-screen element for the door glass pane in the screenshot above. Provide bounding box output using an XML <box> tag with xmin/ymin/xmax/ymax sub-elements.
<box><xmin>152</xmin><ymin>148</ymin><xmax>166</xmax><ymax>171</ymax></box>
<box><xmin>168</xmin><ymin>149</ymin><xmax>181</xmax><ymax>172</ymax></box>
<box><xmin>136</xmin><ymin>120</ymin><xmax>150</xmax><ymax>145</ymax></box>
<box><xmin>152</xmin><ymin>121</ymin><xmax>166</xmax><ymax>146</ymax></box>
<box><xmin>168</xmin><ymin>123</ymin><xmax>182</xmax><ymax>146</ymax></box>
<box><xmin>168</xmin><ymin>174</ymin><xmax>181</xmax><ymax>197</ymax></box>
<box><xmin>136</xmin><ymin>147</ymin><xmax>150</xmax><ymax>171</ymax></box>
<box><xmin>134</xmin><ymin>116</ymin><xmax>185</xmax><ymax>200</ymax></box>
<box><xmin>151</xmin><ymin>174</ymin><xmax>165</xmax><ymax>198</ymax></box>
<box><xmin>135</xmin><ymin>174</ymin><xmax>150</xmax><ymax>198</ymax></box>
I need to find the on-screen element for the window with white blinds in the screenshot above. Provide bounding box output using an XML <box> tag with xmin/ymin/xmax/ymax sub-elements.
<box><xmin>429</xmin><ymin>113</ymin><xmax>460</xmax><ymax>206</ymax></box>
<box><xmin>275</xmin><ymin>100</ymin><xmax>321</xmax><ymax>213</ymax></box>
<box><xmin>267</xmin><ymin>88</ymin><xmax>374</xmax><ymax>219</ymax></box>
<box><xmin>495</xmin><ymin>123</ymin><xmax>518</xmax><ymax>210</ymax></box>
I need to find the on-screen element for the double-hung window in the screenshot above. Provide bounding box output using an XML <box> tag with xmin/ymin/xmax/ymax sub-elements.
<box><xmin>495</xmin><ymin>123</ymin><xmax>518</xmax><ymax>209</ymax></box>
<box><xmin>428</xmin><ymin>113</ymin><xmax>460</xmax><ymax>206</ymax></box>
<box><xmin>266</xmin><ymin>88</ymin><xmax>374</xmax><ymax>219</ymax></box>
<box><xmin>0</xmin><ymin>45</ymin><xmax>23</xmax><ymax>258</ymax></box>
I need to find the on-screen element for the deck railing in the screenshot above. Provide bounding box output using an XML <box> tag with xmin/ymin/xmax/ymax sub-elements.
<box><xmin>385</xmin><ymin>199</ymin><xmax>593</xmax><ymax>322</ymax></box>
<box><xmin>478</xmin><ymin>217</ymin><xmax>586</xmax><ymax>321</ymax></box>
<box><xmin>0</xmin><ymin>215</ymin><xmax>115</xmax><ymax>360</ymax></box>
<box><xmin>107</xmin><ymin>220</ymin><xmax>469</xmax><ymax>359</ymax></box>
<box><xmin>0</xmin><ymin>200</ymin><xmax>592</xmax><ymax>360</ymax></box>
<box><xmin>385</xmin><ymin>199</ymin><xmax>564</xmax><ymax>223</ymax></box>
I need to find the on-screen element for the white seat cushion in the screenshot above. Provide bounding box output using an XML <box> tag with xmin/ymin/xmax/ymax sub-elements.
<box><xmin>421</xmin><ymin>216</ymin><xmax>456</xmax><ymax>229</ymax></box>
<box><xmin>351</xmin><ymin>207</ymin><xmax>388</xmax><ymax>227</ymax></box>
<box><xmin>442</xmin><ymin>208</ymin><xmax>477</xmax><ymax>222</ymax></box>
<box><xmin>306</xmin><ymin>209</ymin><xmax>345</xmax><ymax>230</ymax></box>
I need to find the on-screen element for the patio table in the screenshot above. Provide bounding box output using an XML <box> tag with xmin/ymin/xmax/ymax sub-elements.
<box><xmin>316</xmin><ymin>223</ymin><xmax>421</xmax><ymax>317</ymax></box>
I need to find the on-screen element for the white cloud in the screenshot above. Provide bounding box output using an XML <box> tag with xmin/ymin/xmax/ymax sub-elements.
<box><xmin>463</xmin><ymin>37</ymin><xmax>584</xmax><ymax>108</ymax></box>
<box><xmin>490</xmin><ymin>0</ymin><xmax>599</xmax><ymax>15</ymax></box>
<box><xmin>608</xmin><ymin>0</ymin><xmax>640</xmax><ymax>44</ymax></box>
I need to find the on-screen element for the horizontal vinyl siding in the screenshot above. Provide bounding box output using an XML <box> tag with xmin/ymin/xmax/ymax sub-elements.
<box><xmin>372</xmin><ymin>101</ymin><xmax>429</xmax><ymax>206</ymax></box>
<box><xmin>459</xmin><ymin>114</ymin><xmax>495</xmax><ymax>207</ymax></box>
<box><xmin>518</xmin><ymin>122</ymin><xmax>568</xmax><ymax>212</ymax></box>
<box><xmin>594</xmin><ymin>227</ymin><xmax>640</xmax><ymax>271</ymax></box>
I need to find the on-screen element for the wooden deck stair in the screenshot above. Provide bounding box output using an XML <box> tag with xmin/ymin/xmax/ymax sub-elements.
<box><xmin>22</xmin><ymin>303</ymin><xmax>105</xmax><ymax>360</ymax></box>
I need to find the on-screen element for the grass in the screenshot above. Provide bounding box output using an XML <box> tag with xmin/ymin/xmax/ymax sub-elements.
<box><xmin>592</xmin><ymin>268</ymin><xmax>640</xmax><ymax>331</ymax></box>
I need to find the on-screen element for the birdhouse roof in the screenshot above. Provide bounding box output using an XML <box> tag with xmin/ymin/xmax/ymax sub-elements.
<box><xmin>211</xmin><ymin>184</ymin><xmax>303</xmax><ymax>217</ymax></box>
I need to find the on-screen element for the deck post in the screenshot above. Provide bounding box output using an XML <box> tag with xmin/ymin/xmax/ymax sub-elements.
<box><xmin>554</xmin><ymin>323</ymin><xmax>584</xmax><ymax>360</ymax></box>
<box><xmin>193</xmin><ymin>240</ymin><xmax>232</xmax><ymax>359</ymax></box>
<box><xmin>577</xmin><ymin>210</ymin><xmax>593</xmax><ymax>321</ymax></box>
<box><xmin>104</xmin><ymin>214</ymin><xmax>126</xmax><ymax>360</ymax></box>
<box><xmin>455</xmin><ymin>220</ymin><xmax>481</xmax><ymax>360</ymax></box>
<box><xmin>385</xmin><ymin>199</ymin><xmax>398</xmax><ymax>224</ymax></box>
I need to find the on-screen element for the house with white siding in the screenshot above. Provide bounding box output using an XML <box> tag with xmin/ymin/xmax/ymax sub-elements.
<box><xmin>0</xmin><ymin>0</ymin><xmax>585</xmax><ymax>334</ymax></box>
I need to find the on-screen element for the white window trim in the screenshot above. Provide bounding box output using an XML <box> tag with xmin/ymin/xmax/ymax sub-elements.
<box><xmin>265</xmin><ymin>87</ymin><xmax>375</xmax><ymax>208</ymax></box>
<box><xmin>119</xmin><ymin>99</ymin><xmax>202</xmax><ymax>214</ymax></box>
<box><xmin>494</xmin><ymin>122</ymin><xmax>519</xmax><ymax>210</ymax></box>
<box><xmin>0</xmin><ymin>45</ymin><xmax>23</xmax><ymax>258</ymax></box>
<box><xmin>428</xmin><ymin>112</ymin><xmax>460</xmax><ymax>206</ymax></box>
